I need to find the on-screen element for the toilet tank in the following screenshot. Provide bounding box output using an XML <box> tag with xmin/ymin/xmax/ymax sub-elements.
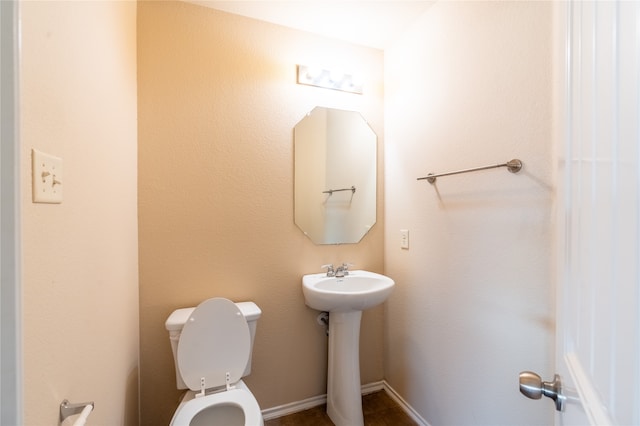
<box><xmin>165</xmin><ymin>300</ymin><xmax>261</xmax><ymax>390</ymax></box>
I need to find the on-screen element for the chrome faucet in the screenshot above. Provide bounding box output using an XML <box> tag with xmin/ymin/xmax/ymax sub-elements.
<box><xmin>335</xmin><ymin>263</ymin><xmax>353</xmax><ymax>278</ymax></box>
<box><xmin>321</xmin><ymin>264</ymin><xmax>336</xmax><ymax>277</ymax></box>
<box><xmin>322</xmin><ymin>263</ymin><xmax>354</xmax><ymax>277</ymax></box>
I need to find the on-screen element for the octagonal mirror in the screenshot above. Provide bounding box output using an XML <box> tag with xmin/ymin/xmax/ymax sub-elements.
<box><xmin>294</xmin><ymin>107</ymin><xmax>377</xmax><ymax>244</ymax></box>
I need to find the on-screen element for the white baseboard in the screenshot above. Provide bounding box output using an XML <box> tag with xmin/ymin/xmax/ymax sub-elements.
<box><xmin>261</xmin><ymin>392</ymin><xmax>326</xmax><ymax>421</ymax></box>
<box><xmin>261</xmin><ymin>380</ymin><xmax>430</xmax><ymax>426</ymax></box>
<box><xmin>361</xmin><ymin>380</ymin><xmax>385</xmax><ymax>395</ymax></box>
<box><xmin>382</xmin><ymin>381</ymin><xmax>430</xmax><ymax>426</ymax></box>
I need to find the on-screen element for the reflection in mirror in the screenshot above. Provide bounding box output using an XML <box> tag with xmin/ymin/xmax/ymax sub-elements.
<box><xmin>294</xmin><ymin>107</ymin><xmax>377</xmax><ymax>244</ymax></box>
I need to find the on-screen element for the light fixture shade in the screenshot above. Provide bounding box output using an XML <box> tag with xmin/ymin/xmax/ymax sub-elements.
<box><xmin>296</xmin><ymin>65</ymin><xmax>363</xmax><ymax>94</ymax></box>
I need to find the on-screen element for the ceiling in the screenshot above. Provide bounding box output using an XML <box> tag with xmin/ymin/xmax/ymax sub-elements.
<box><xmin>184</xmin><ymin>1</ymin><xmax>435</xmax><ymax>50</ymax></box>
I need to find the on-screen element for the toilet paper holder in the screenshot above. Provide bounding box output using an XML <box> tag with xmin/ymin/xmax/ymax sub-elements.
<box><xmin>60</xmin><ymin>399</ymin><xmax>94</xmax><ymax>423</ymax></box>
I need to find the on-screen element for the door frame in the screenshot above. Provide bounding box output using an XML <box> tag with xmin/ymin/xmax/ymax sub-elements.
<box><xmin>0</xmin><ymin>0</ymin><xmax>22</xmax><ymax>424</ymax></box>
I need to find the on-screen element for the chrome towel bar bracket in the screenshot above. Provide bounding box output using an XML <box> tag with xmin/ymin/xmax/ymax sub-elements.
<box><xmin>417</xmin><ymin>159</ymin><xmax>522</xmax><ymax>184</ymax></box>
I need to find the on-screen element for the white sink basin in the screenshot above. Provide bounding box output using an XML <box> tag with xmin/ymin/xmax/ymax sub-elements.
<box><xmin>302</xmin><ymin>270</ymin><xmax>395</xmax><ymax>313</ymax></box>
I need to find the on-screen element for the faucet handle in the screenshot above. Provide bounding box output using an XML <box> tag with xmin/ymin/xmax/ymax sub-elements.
<box><xmin>321</xmin><ymin>264</ymin><xmax>335</xmax><ymax>276</ymax></box>
<box><xmin>338</xmin><ymin>263</ymin><xmax>354</xmax><ymax>276</ymax></box>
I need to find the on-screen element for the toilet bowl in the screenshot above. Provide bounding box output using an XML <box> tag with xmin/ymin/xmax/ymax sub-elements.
<box><xmin>170</xmin><ymin>381</ymin><xmax>262</xmax><ymax>426</ymax></box>
<box><xmin>166</xmin><ymin>298</ymin><xmax>264</xmax><ymax>426</ymax></box>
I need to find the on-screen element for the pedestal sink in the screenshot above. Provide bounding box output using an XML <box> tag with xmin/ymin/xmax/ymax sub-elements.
<box><xmin>302</xmin><ymin>270</ymin><xmax>395</xmax><ymax>426</ymax></box>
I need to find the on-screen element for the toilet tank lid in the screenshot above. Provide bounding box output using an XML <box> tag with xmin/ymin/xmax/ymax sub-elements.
<box><xmin>235</xmin><ymin>301</ymin><xmax>262</xmax><ymax>322</ymax></box>
<box><xmin>165</xmin><ymin>301</ymin><xmax>261</xmax><ymax>332</ymax></box>
<box><xmin>165</xmin><ymin>307</ymin><xmax>195</xmax><ymax>331</ymax></box>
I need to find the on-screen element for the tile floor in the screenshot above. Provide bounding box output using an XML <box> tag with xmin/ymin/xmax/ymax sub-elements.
<box><xmin>264</xmin><ymin>390</ymin><xmax>418</xmax><ymax>426</ymax></box>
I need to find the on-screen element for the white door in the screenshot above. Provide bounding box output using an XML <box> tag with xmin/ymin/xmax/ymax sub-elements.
<box><xmin>521</xmin><ymin>1</ymin><xmax>640</xmax><ymax>425</ymax></box>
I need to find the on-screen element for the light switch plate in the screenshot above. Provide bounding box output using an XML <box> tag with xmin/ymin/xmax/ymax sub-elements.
<box><xmin>32</xmin><ymin>148</ymin><xmax>63</xmax><ymax>203</ymax></box>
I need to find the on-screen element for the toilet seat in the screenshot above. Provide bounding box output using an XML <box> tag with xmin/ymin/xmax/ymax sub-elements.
<box><xmin>177</xmin><ymin>298</ymin><xmax>250</xmax><ymax>392</ymax></box>
<box><xmin>170</xmin><ymin>385</ymin><xmax>264</xmax><ymax>426</ymax></box>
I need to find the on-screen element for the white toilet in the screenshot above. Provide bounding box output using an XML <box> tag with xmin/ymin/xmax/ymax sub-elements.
<box><xmin>165</xmin><ymin>297</ymin><xmax>264</xmax><ymax>426</ymax></box>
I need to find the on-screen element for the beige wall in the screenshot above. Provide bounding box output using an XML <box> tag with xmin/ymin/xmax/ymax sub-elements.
<box><xmin>137</xmin><ymin>2</ymin><xmax>384</xmax><ymax>425</ymax></box>
<box><xmin>19</xmin><ymin>1</ymin><xmax>139</xmax><ymax>425</ymax></box>
<box><xmin>384</xmin><ymin>1</ymin><xmax>555</xmax><ymax>425</ymax></box>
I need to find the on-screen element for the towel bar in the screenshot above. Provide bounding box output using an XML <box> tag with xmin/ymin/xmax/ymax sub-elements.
<box><xmin>417</xmin><ymin>159</ymin><xmax>522</xmax><ymax>184</ymax></box>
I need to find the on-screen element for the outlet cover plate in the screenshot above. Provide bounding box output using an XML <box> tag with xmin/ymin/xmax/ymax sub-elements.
<box><xmin>32</xmin><ymin>148</ymin><xmax>63</xmax><ymax>203</ymax></box>
<box><xmin>400</xmin><ymin>229</ymin><xmax>409</xmax><ymax>249</ymax></box>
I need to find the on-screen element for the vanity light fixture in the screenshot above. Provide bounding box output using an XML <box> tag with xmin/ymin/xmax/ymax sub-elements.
<box><xmin>296</xmin><ymin>65</ymin><xmax>363</xmax><ymax>94</ymax></box>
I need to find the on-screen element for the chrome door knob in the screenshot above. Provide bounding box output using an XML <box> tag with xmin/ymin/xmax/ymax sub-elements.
<box><xmin>519</xmin><ymin>371</ymin><xmax>565</xmax><ymax>411</ymax></box>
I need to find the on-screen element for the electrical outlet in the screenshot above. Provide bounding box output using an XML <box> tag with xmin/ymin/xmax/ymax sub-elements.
<box><xmin>400</xmin><ymin>229</ymin><xmax>409</xmax><ymax>249</ymax></box>
<box><xmin>32</xmin><ymin>149</ymin><xmax>63</xmax><ymax>203</ymax></box>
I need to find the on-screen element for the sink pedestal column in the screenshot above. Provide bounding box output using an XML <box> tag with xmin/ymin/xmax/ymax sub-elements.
<box><xmin>326</xmin><ymin>310</ymin><xmax>363</xmax><ymax>426</ymax></box>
